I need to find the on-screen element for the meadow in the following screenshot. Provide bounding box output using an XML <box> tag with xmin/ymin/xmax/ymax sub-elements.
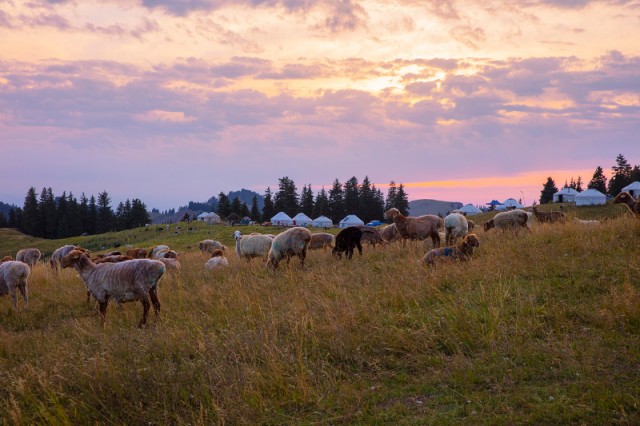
<box><xmin>0</xmin><ymin>204</ymin><xmax>639</xmax><ymax>424</ymax></box>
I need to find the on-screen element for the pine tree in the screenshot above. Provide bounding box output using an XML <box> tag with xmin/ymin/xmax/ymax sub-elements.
<box><xmin>250</xmin><ymin>195</ymin><xmax>262</xmax><ymax>222</ymax></box>
<box><xmin>358</xmin><ymin>176</ymin><xmax>375</xmax><ymax>223</ymax></box>
<box><xmin>56</xmin><ymin>191</ymin><xmax>70</xmax><ymax>238</ymax></box>
<box><xmin>371</xmin><ymin>185</ymin><xmax>385</xmax><ymax>221</ymax></box>
<box><xmin>21</xmin><ymin>187</ymin><xmax>40</xmax><ymax>237</ymax></box>
<box><xmin>540</xmin><ymin>177</ymin><xmax>558</xmax><ymax>204</ymax></box>
<box><xmin>327</xmin><ymin>179</ymin><xmax>345</xmax><ymax>222</ymax></box>
<box><xmin>40</xmin><ymin>187</ymin><xmax>57</xmax><ymax>239</ymax></box>
<box><xmin>241</xmin><ymin>202</ymin><xmax>250</xmax><ymax>218</ymax></box>
<box><xmin>66</xmin><ymin>192</ymin><xmax>82</xmax><ymax>237</ymax></box>
<box><xmin>630</xmin><ymin>165</ymin><xmax>640</xmax><ymax>183</ymax></box>
<box><xmin>96</xmin><ymin>191</ymin><xmax>114</xmax><ymax>233</ymax></box>
<box><xmin>231</xmin><ymin>197</ymin><xmax>243</xmax><ymax>216</ymax></box>
<box><xmin>87</xmin><ymin>195</ymin><xmax>98</xmax><ymax>235</ymax></box>
<box><xmin>300</xmin><ymin>184</ymin><xmax>315</xmax><ymax>217</ymax></box>
<box><xmin>130</xmin><ymin>199</ymin><xmax>150</xmax><ymax>228</ymax></box>
<box><xmin>262</xmin><ymin>187</ymin><xmax>275</xmax><ymax>222</ymax></box>
<box><xmin>608</xmin><ymin>153</ymin><xmax>632</xmax><ymax>196</ymax></box>
<box><xmin>588</xmin><ymin>166</ymin><xmax>607</xmax><ymax>193</ymax></box>
<box><xmin>385</xmin><ymin>181</ymin><xmax>398</xmax><ymax>211</ymax></box>
<box><xmin>394</xmin><ymin>184</ymin><xmax>410</xmax><ymax>216</ymax></box>
<box><xmin>0</xmin><ymin>212</ymin><xmax>7</xmax><ymax>228</ymax></box>
<box><xmin>217</xmin><ymin>192</ymin><xmax>231</xmax><ymax>218</ymax></box>
<box><xmin>343</xmin><ymin>177</ymin><xmax>359</xmax><ymax>216</ymax></box>
<box><xmin>575</xmin><ymin>176</ymin><xmax>584</xmax><ymax>192</ymax></box>
<box><xmin>313</xmin><ymin>187</ymin><xmax>329</xmax><ymax>218</ymax></box>
<box><xmin>274</xmin><ymin>176</ymin><xmax>298</xmax><ymax>216</ymax></box>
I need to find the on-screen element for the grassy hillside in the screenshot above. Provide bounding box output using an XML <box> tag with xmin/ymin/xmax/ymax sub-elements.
<box><xmin>0</xmin><ymin>203</ymin><xmax>638</xmax><ymax>424</ymax></box>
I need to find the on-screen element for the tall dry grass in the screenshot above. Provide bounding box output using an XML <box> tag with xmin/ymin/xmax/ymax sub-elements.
<box><xmin>0</xmin><ymin>215</ymin><xmax>639</xmax><ymax>424</ymax></box>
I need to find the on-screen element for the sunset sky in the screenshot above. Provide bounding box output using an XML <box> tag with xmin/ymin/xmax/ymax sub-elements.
<box><xmin>1</xmin><ymin>0</ymin><xmax>638</xmax><ymax>211</ymax></box>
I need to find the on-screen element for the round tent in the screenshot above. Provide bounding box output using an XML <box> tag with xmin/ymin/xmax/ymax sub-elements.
<box><xmin>553</xmin><ymin>187</ymin><xmax>579</xmax><ymax>203</ymax></box>
<box><xmin>292</xmin><ymin>212</ymin><xmax>313</xmax><ymax>226</ymax></box>
<box><xmin>271</xmin><ymin>211</ymin><xmax>293</xmax><ymax>226</ymax></box>
<box><xmin>503</xmin><ymin>198</ymin><xmax>524</xmax><ymax>209</ymax></box>
<box><xmin>459</xmin><ymin>203</ymin><xmax>482</xmax><ymax>215</ymax></box>
<box><xmin>575</xmin><ymin>189</ymin><xmax>606</xmax><ymax>206</ymax></box>
<box><xmin>312</xmin><ymin>215</ymin><xmax>333</xmax><ymax>228</ymax></box>
<box><xmin>339</xmin><ymin>214</ymin><xmax>364</xmax><ymax>228</ymax></box>
<box><xmin>622</xmin><ymin>181</ymin><xmax>640</xmax><ymax>199</ymax></box>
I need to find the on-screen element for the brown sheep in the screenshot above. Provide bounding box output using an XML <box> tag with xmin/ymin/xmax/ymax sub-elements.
<box><xmin>613</xmin><ymin>191</ymin><xmax>640</xmax><ymax>218</ymax></box>
<box><xmin>93</xmin><ymin>255</ymin><xmax>134</xmax><ymax>264</ymax></box>
<box><xmin>309</xmin><ymin>233</ymin><xmax>335</xmax><ymax>250</ymax></box>
<box><xmin>126</xmin><ymin>248</ymin><xmax>149</xmax><ymax>259</ymax></box>
<box><xmin>421</xmin><ymin>234</ymin><xmax>480</xmax><ymax>267</ymax></box>
<box><xmin>531</xmin><ymin>206</ymin><xmax>566</xmax><ymax>224</ymax></box>
<box><xmin>383</xmin><ymin>208</ymin><xmax>443</xmax><ymax>248</ymax></box>
<box><xmin>483</xmin><ymin>209</ymin><xmax>532</xmax><ymax>232</ymax></box>
<box><xmin>356</xmin><ymin>225</ymin><xmax>386</xmax><ymax>248</ymax></box>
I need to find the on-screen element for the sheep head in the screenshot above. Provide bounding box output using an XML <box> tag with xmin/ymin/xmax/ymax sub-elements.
<box><xmin>233</xmin><ymin>230</ymin><xmax>242</xmax><ymax>241</ymax></box>
<box><xmin>210</xmin><ymin>249</ymin><xmax>224</xmax><ymax>258</ymax></box>
<box><xmin>61</xmin><ymin>249</ymin><xmax>87</xmax><ymax>268</ymax></box>
<box><xmin>383</xmin><ymin>208</ymin><xmax>400</xmax><ymax>220</ymax></box>
<box><xmin>463</xmin><ymin>234</ymin><xmax>480</xmax><ymax>248</ymax></box>
<box><xmin>483</xmin><ymin>219</ymin><xmax>494</xmax><ymax>232</ymax></box>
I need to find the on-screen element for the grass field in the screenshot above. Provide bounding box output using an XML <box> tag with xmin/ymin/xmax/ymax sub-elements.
<box><xmin>0</xmin><ymin>204</ymin><xmax>639</xmax><ymax>424</ymax></box>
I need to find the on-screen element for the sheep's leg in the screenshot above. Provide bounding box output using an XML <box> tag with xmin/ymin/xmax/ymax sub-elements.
<box><xmin>86</xmin><ymin>290</ymin><xmax>92</xmax><ymax>304</ymax></box>
<box><xmin>10</xmin><ymin>287</ymin><xmax>17</xmax><ymax>310</ymax></box>
<box><xmin>98</xmin><ymin>298</ymin><xmax>109</xmax><ymax>324</ymax></box>
<box><xmin>356</xmin><ymin>241</ymin><xmax>363</xmax><ymax>256</ymax></box>
<box><xmin>18</xmin><ymin>284</ymin><xmax>28</xmax><ymax>308</ymax></box>
<box><xmin>432</xmin><ymin>233</ymin><xmax>441</xmax><ymax>248</ymax></box>
<box><xmin>138</xmin><ymin>296</ymin><xmax>150</xmax><ymax>328</ymax></box>
<box><xmin>149</xmin><ymin>287</ymin><xmax>161</xmax><ymax>317</ymax></box>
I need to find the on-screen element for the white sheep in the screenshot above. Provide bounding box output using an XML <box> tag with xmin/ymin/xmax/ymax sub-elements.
<box><xmin>233</xmin><ymin>230</ymin><xmax>274</xmax><ymax>262</ymax></box>
<box><xmin>16</xmin><ymin>248</ymin><xmax>42</xmax><ymax>267</ymax></box>
<box><xmin>198</xmin><ymin>239</ymin><xmax>227</xmax><ymax>255</ymax></box>
<box><xmin>0</xmin><ymin>260</ymin><xmax>30</xmax><ymax>309</ymax></box>
<box><xmin>383</xmin><ymin>208</ymin><xmax>443</xmax><ymax>248</ymax></box>
<box><xmin>483</xmin><ymin>209</ymin><xmax>532</xmax><ymax>232</ymax></box>
<box><xmin>205</xmin><ymin>249</ymin><xmax>230</xmax><ymax>270</ymax></box>
<box><xmin>444</xmin><ymin>212</ymin><xmax>469</xmax><ymax>245</ymax></box>
<box><xmin>61</xmin><ymin>249</ymin><xmax>165</xmax><ymax>327</ymax></box>
<box><xmin>266</xmin><ymin>227</ymin><xmax>312</xmax><ymax>270</ymax></box>
<box><xmin>379</xmin><ymin>223</ymin><xmax>400</xmax><ymax>243</ymax></box>
<box><xmin>50</xmin><ymin>245</ymin><xmax>87</xmax><ymax>269</ymax></box>
<box><xmin>149</xmin><ymin>245</ymin><xmax>170</xmax><ymax>259</ymax></box>
<box><xmin>308</xmin><ymin>233</ymin><xmax>335</xmax><ymax>250</ymax></box>
<box><xmin>154</xmin><ymin>249</ymin><xmax>178</xmax><ymax>259</ymax></box>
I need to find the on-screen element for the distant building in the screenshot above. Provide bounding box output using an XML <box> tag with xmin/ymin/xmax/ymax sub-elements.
<box><xmin>312</xmin><ymin>215</ymin><xmax>333</xmax><ymax>228</ymax></box>
<box><xmin>553</xmin><ymin>187</ymin><xmax>579</xmax><ymax>203</ymax></box>
<box><xmin>339</xmin><ymin>214</ymin><xmax>364</xmax><ymax>228</ymax></box>
<box><xmin>503</xmin><ymin>198</ymin><xmax>524</xmax><ymax>210</ymax></box>
<box><xmin>622</xmin><ymin>181</ymin><xmax>640</xmax><ymax>199</ymax></box>
<box><xmin>196</xmin><ymin>212</ymin><xmax>221</xmax><ymax>224</ymax></box>
<box><xmin>292</xmin><ymin>213</ymin><xmax>313</xmax><ymax>227</ymax></box>
<box><xmin>459</xmin><ymin>204</ymin><xmax>482</xmax><ymax>215</ymax></box>
<box><xmin>271</xmin><ymin>212</ymin><xmax>293</xmax><ymax>226</ymax></box>
<box><xmin>575</xmin><ymin>189</ymin><xmax>606</xmax><ymax>206</ymax></box>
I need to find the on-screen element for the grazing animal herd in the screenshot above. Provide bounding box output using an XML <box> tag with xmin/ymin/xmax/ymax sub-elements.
<box><xmin>2</xmin><ymin>199</ymin><xmax>628</xmax><ymax>326</ymax></box>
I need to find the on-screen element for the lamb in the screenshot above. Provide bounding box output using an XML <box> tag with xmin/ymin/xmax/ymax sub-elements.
<box><xmin>332</xmin><ymin>226</ymin><xmax>372</xmax><ymax>260</ymax></box>
<box><xmin>421</xmin><ymin>233</ymin><xmax>480</xmax><ymax>267</ymax></box>
<box><xmin>61</xmin><ymin>249</ymin><xmax>165</xmax><ymax>327</ymax></box>
<box><xmin>483</xmin><ymin>209</ymin><xmax>532</xmax><ymax>232</ymax></box>
<box><xmin>50</xmin><ymin>245</ymin><xmax>88</xmax><ymax>269</ymax></box>
<box><xmin>205</xmin><ymin>249</ymin><xmax>230</xmax><ymax>270</ymax></box>
<box><xmin>383</xmin><ymin>208</ymin><xmax>443</xmax><ymax>248</ymax></box>
<box><xmin>531</xmin><ymin>206</ymin><xmax>566</xmax><ymax>224</ymax></box>
<box><xmin>309</xmin><ymin>233</ymin><xmax>335</xmax><ymax>250</ymax></box>
<box><xmin>379</xmin><ymin>223</ymin><xmax>400</xmax><ymax>243</ymax></box>
<box><xmin>443</xmin><ymin>212</ymin><xmax>469</xmax><ymax>245</ymax></box>
<box><xmin>0</xmin><ymin>260</ymin><xmax>30</xmax><ymax>309</ymax></box>
<box><xmin>16</xmin><ymin>248</ymin><xmax>42</xmax><ymax>267</ymax></box>
<box><xmin>356</xmin><ymin>225</ymin><xmax>386</xmax><ymax>248</ymax></box>
<box><xmin>198</xmin><ymin>240</ymin><xmax>227</xmax><ymax>255</ymax></box>
<box><xmin>126</xmin><ymin>248</ymin><xmax>149</xmax><ymax>259</ymax></box>
<box><xmin>266</xmin><ymin>227</ymin><xmax>312</xmax><ymax>270</ymax></box>
<box><xmin>613</xmin><ymin>191</ymin><xmax>640</xmax><ymax>218</ymax></box>
<box><xmin>233</xmin><ymin>230</ymin><xmax>273</xmax><ymax>262</ymax></box>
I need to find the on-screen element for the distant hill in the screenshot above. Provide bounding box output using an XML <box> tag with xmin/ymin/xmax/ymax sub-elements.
<box><xmin>0</xmin><ymin>201</ymin><xmax>17</xmax><ymax>217</ymax></box>
<box><xmin>408</xmin><ymin>199</ymin><xmax>464</xmax><ymax>217</ymax></box>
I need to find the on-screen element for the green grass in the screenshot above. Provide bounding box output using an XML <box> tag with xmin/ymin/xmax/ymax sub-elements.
<box><xmin>0</xmin><ymin>204</ymin><xmax>639</xmax><ymax>424</ymax></box>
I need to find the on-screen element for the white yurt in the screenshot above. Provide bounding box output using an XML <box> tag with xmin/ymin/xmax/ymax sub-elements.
<box><xmin>197</xmin><ymin>212</ymin><xmax>221</xmax><ymax>224</ymax></box>
<box><xmin>292</xmin><ymin>212</ymin><xmax>313</xmax><ymax>227</ymax></box>
<box><xmin>270</xmin><ymin>211</ymin><xmax>293</xmax><ymax>226</ymax></box>
<box><xmin>459</xmin><ymin>204</ymin><xmax>482</xmax><ymax>215</ymax></box>
<box><xmin>339</xmin><ymin>214</ymin><xmax>364</xmax><ymax>228</ymax></box>
<box><xmin>312</xmin><ymin>215</ymin><xmax>333</xmax><ymax>228</ymax></box>
<box><xmin>622</xmin><ymin>181</ymin><xmax>640</xmax><ymax>199</ymax></box>
<box><xmin>503</xmin><ymin>198</ymin><xmax>524</xmax><ymax>209</ymax></box>
<box><xmin>553</xmin><ymin>187</ymin><xmax>579</xmax><ymax>203</ymax></box>
<box><xmin>575</xmin><ymin>189</ymin><xmax>606</xmax><ymax>206</ymax></box>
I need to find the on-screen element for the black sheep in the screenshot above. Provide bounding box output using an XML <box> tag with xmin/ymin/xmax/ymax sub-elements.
<box><xmin>332</xmin><ymin>226</ymin><xmax>374</xmax><ymax>260</ymax></box>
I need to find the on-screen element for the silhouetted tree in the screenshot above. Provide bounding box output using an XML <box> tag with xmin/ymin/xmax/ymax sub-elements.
<box><xmin>217</xmin><ymin>192</ymin><xmax>231</xmax><ymax>218</ymax></box>
<box><xmin>327</xmin><ymin>179</ymin><xmax>345</xmax><ymax>222</ymax></box>
<box><xmin>588</xmin><ymin>166</ymin><xmax>607</xmax><ymax>193</ymax></box>
<box><xmin>250</xmin><ymin>195</ymin><xmax>262</xmax><ymax>222</ymax></box>
<box><xmin>540</xmin><ymin>177</ymin><xmax>558</xmax><ymax>204</ymax></box>
<box><xmin>274</xmin><ymin>176</ymin><xmax>298</xmax><ymax>216</ymax></box>
<box><xmin>262</xmin><ymin>187</ymin><xmax>275</xmax><ymax>222</ymax></box>
<box><xmin>394</xmin><ymin>183</ymin><xmax>410</xmax><ymax>216</ymax></box>
<box><xmin>608</xmin><ymin>153</ymin><xmax>632</xmax><ymax>196</ymax></box>
<box><xmin>313</xmin><ymin>187</ymin><xmax>329</xmax><ymax>218</ymax></box>
<box><xmin>96</xmin><ymin>191</ymin><xmax>114</xmax><ymax>233</ymax></box>
<box><xmin>343</xmin><ymin>177</ymin><xmax>359</xmax><ymax>215</ymax></box>
<box><xmin>21</xmin><ymin>187</ymin><xmax>39</xmax><ymax>237</ymax></box>
<box><xmin>300</xmin><ymin>184</ymin><xmax>315</xmax><ymax>217</ymax></box>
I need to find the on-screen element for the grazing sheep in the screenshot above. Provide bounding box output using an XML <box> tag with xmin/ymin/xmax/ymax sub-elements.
<box><xmin>613</xmin><ymin>191</ymin><xmax>640</xmax><ymax>218</ymax></box>
<box><xmin>531</xmin><ymin>206</ymin><xmax>566</xmax><ymax>224</ymax></box>
<box><xmin>198</xmin><ymin>240</ymin><xmax>227</xmax><ymax>255</ymax></box>
<box><xmin>309</xmin><ymin>233</ymin><xmax>335</xmax><ymax>250</ymax></box>
<box><xmin>332</xmin><ymin>226</ymin><xmax>373</xmax><ymax>260</ymax></box>
<box><xmin>356</xmin><ymin>226</ymin><xmax>386</xmax><ymax>248</ymax></box>
<box><xmin>0</xmin><ymin>260</ymin><xmax>30</xmax><ymax>309</ymax></box>
<box><xmin>233</xmin><ymin>230</ymin><xmax>273</xmax><ymax>262</ymax></box>
<box><xmin>266</xmin><ymin>227</ymin><xmax>312</xmax><ymax>270</ymax></box>
<box><xmin>16</xmin><ymin>248</ymin><xmax>41</xmax><ymax>267</ymax></box>
<box><xmin>93</xmin><ymin>255</ymin><xmax>134</xmax><ymax>264</ymax></box>
<box><xmin>483</xmin><ymin>209</ymin><xmax>532</xmax><ymax>232</ymax></box>
<box><xmin>444</xmin><ymin>212</ymin><xmax>469</xmax><ymax>245</ymax></box>
<box><xmin>379</xmin><ymin>223</ymin><xmax>400</xmax><ymax>243</ymax></box>
<box><xmin>422</xmin><ymin>234</ymin><xmax>480</xmax><ymax>268</ymax></box>
<box><xmin>154</xmin><ymin>249</ymin><xmax>178</xmax><ymax>259</ymax></box>
<box><xmin>205</xmin><ymin>249</ymin><xmax>230</xmax><ymax>270</ymax></box>
<box><xmin>148</xmin><ymin>245</ymin><xmax>170</xmax><ymax>259</ymax></box>
<box><xmin>383</xmin><ymin>208</ymin><xmax>443</xmax><ymax>248</ymax></box>
<box><xmin>158</xmin><ymin>257</ymin><xmax>181</xmax><ymax>271</ymax></box>
<box><xmin>50</xmin><ymin>245</ymin><xmax>88</xmax><ymax>269</ymax></box>
<box><xmin>467</xmin><ymin>220</ymin><xmax>475</xmax><ymax>232</ymax></box>
<box><xmin>126</xmin><ymin>248</ymin><xmax>149</xmax><ymax>259</ymax></box>
<box><xmin>61</xmin><ymin>250</ymin><xmax>165</xmax><ymax>327</ymax></box>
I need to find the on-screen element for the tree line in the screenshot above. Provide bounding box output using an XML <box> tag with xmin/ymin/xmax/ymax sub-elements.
<box><xmin>539</xmin><ymin>154</ymin><xmax>640</xmax><ymax>204</ymax></box>
<box><xmin>0</xmin><ymin>187</ymin><xmax>150</xmax><ymax>239</ymax></box>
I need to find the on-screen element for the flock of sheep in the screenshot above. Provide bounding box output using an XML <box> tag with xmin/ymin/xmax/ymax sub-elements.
<box><xmin>2</xmin><ymin>190</ymin><xmax>638</xmax><ymax>327</ymax></box>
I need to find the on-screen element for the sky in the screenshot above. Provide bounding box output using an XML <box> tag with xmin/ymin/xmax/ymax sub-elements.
<box><xmin>1</xmin><ymin>0</ymin><xmax>639</xmax><ymax>211</ymax></box>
